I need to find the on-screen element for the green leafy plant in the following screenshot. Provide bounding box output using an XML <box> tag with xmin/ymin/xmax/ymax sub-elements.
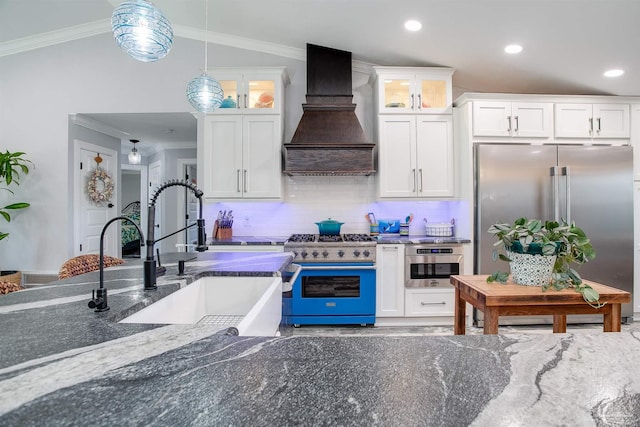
<box><xmin>486</xmin><ymin>217</ymin><xmax>601</xmax><ymax>308</ymax></box>
<box><xmin>0</xmin><ymin>151</ymin><xmax>33</xmax><ymax>242</ymax></box>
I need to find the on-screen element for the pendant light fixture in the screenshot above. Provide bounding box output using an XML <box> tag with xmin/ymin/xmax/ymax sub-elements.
<box><xmin>111</xmin><ymin>0</ymin><xmax>173</xmax><ymax>62</ymax></box>
<box><xmin>128</xmin><ymin>139</ymin><xmax>142</xmax><ymax>164</ymax></box>
<box><xmin>186</xmin><ymin>0</ymin><xmax>224</xmax><ymax>112</ymax></box>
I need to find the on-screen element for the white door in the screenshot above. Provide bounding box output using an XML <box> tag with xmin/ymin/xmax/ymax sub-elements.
<box><xmin>511</xmin><ymin>102</ymin><xmax>553</xmax><ymax>138</ymax></box>
<box><xmin>148</xmin><ymin>160</ymin><xmax>162</xmax><ymax>252</ymax></box>
<box><xmin>472</xmin><ymin>101</ymin><xmax>511</xmax><ymax>137</ymax></box>
<box><xmin>176</xmin><ymin>160</ymin><xmax>198</xmax><ymax>251</ymax></box>
<box><xmin>74</xmin><ymin>141</ymin><xmax>118</xmax><ymax>257</ymax></box>
<box><xmin>415</xmin><ymin>115</ymin><xmax>454</xmax><ymax>197</ymax></box>
<box><xmin>243</xmin><ymin>115</ymin><xmax>281</xmax><ymax>198</ymax></box>
<box><xmin>378</xmin><ymin>115</ymin><xmax>417</xmax><ymax>198</ymax></box>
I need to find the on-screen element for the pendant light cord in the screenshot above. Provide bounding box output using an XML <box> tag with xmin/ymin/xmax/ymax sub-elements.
<box><xmin>203</xmin><ymin>0</ymin><xmax>208</xmax><ymax>73</ymax></box>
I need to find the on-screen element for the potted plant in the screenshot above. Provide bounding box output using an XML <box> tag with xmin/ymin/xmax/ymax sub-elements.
<box><xmin>0</xmin><ymin>150</ymin><xmax>33</xmax><ymax>294</ymax></box>
<box><xmin>486</xmin><ymin>217</ymin><xmax>602</xmax><ymax>308</ymax></box>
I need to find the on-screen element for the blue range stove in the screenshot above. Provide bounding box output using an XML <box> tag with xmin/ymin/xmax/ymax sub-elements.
<box><xmin>282</xmin><ymin>234</ymin><xmax>377</xmax><ymax>327</ymax></box>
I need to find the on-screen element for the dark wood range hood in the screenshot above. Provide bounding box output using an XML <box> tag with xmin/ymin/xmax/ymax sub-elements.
<box><xmin>283</xmin><ymin>44</ymin><xmax>375</xmax><ymax>176</ymax></box>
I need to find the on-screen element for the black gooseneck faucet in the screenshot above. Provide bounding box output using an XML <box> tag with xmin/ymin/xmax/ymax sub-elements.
<box><xmin>144</xmin><ymin>179</ymin><xmax>207</xmax><ymax>290</ymax></box>
<box><xmin>89</xmin><ymin>216</ymin><xmax>144</xmax><ymax>312</ymax></box>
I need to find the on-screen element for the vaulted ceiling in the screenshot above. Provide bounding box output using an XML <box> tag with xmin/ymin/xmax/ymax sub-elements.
<box><xmin>3</xmin><ymin>0</ymin><xmax>638</xmax><ymax>149</ymax></box>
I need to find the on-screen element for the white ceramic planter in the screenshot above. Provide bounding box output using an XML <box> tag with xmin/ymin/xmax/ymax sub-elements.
<box><xmin>506</xmin><ymin>250</ymin><xmax>556</xmax><ymax>287</ymax></box>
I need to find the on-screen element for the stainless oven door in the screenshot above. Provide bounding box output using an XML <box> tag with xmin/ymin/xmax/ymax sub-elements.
<box><xmin>405</xmin><ymin>254</ymin><xmax>462</xmax><ymax>288</ymax></box>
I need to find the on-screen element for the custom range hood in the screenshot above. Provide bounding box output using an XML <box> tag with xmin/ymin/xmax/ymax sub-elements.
<box><xmin>283</xmin><ymin>44</ymin><xmax>375</xmax><ymax>176</ymax></box>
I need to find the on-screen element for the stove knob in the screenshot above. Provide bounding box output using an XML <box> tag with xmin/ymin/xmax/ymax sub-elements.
<box><xmin>322</xmin><ymin>250</ymin><xmax>329</xmax><ymax>258</ymax></box>
<box><xmin>301</xmin><ymin>251</ymin><xmax>308</xmax><ymax>259</ymax></box>
<box><xmin>337</xmin><ymin>250</ymin><xmax>345</xmax><ymax>258</ymax></box>
<box><xmin>363</xmin><ymin>250</ymin><xmax>370</xmax><ymax>257</ymax></box>
<box><xmin>353</xmin><ymin>249</ymin><xmax>361</xmax><ymax>257</ymax></box>
<box><xmin>293</xmin><ymin>251</ymin><xmax>299</xmax><ymax>259</ymax></box>
<box><xmin>312</xmin><ymin>250</ymin><xmax>319</xmax><ymax>258</ymax></box>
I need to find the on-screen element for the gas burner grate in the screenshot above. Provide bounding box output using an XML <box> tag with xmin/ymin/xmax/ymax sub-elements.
<box><xmin>317</xmin><ymin>234</ymin><xmax>343</xmax><ymax>243</ymax></box>
<box><xmin>287</xmin><ymin>234</ymin><xmax>317</xmax><ymax>243</ymax></box>
<box><xmin>342</xmin><ymin>234</ymin><xmax>376</xmax><ymax>242</ymax></box>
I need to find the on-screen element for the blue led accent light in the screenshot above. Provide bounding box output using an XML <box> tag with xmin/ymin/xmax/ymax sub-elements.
<box><xmin>111</xmin><ymin>0</ymin><xmax>173</xmax><ymax>62</ymax></box>
<box><xmin>186</xmin><ymin>74</ymin><xmax>224</xmax><ymax>112</ymax></box>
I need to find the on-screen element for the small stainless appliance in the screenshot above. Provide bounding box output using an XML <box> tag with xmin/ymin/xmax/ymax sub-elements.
<box><xmin>405</xmin><ymin>244</ymin><xmax>464</xmax><ymax>288</ymax></box>
<box><xmin>283</xmin><ymin>233</ymin><xmax>377</xmax><ymax>326</ymax></box>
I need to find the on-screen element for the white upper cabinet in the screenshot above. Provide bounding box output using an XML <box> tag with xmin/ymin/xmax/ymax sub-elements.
<box><xmin>209</xmin><ymin>67</ymin><xmax>289</xmax><ymax>115</ymax></box>
<box><xmin>555</xmin><ymin>103</ymin><xmax>630</xmax><ymax>139</ymax></box>
<box><xmin>378</xmin><ymin>115</ymin><xmax>455</xmax><ymax>198</ymax></box>
<box><xmin>472</xmin><ymin>101</ymin><xmax>552</xmax><ymax>138</ymax></box>
<box><xmin>202</xmin><ymin>115</ymin><xmax>282</xmax><ymax>199</ymax></box>
<box><xmin>372</xmin><ymin>67</ymin><xmax>454</xmax><ymax>114</ymax></box>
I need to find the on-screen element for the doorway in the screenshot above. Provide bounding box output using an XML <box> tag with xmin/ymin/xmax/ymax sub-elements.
<box><xmin>177</xmin><ymin>159</ymin><xmax>198</xmax><ymax>252</ymax></box>
<box><xmin>120</xmin><ymin>164</ymin><xmax>148</xmax><ymax>258</ymax></box>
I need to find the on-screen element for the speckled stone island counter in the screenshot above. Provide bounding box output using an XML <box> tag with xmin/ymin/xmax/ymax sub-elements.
<box><xmin>208</xmin><ymin>235</ymin><xmax>289</xmax><ymax>246</ymax></box>
<box><xmin>1</xmin><ymin>250</ymin><xmax>639</xmax><ymax>426</ymax></box>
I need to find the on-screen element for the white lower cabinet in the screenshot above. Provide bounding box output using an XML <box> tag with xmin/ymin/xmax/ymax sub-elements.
<box><xmin>375</xmin><ymin>244</ymin><xmax>405</xmax><ymax>317</ymax></box>
<box><xmin>404</xmin><ymin>289</ymin><xmax>455</xmax><ymax>317</ymax></box>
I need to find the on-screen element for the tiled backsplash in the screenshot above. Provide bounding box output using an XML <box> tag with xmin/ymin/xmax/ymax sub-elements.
<box><xmin>204</xmin><ymin>176</ymin><xmax>470</xmax><ymax>238</ymax></box>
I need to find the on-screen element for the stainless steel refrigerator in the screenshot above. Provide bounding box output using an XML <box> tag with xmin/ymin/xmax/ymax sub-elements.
<box><xmin>474</xmin><ymin>143</ymin><xmax>634</xmax><ymax>325</ymax></box>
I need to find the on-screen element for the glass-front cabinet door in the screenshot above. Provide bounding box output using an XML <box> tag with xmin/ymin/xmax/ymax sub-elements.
<box><xmin>210</xmin><ymin>67</ymin><xmax>288</xmax><ymax>114</ymax></box>
<box><xmin>373</xmin><ymin>67</ymin><xmax>454</xmax><ymax>114</ymax></box>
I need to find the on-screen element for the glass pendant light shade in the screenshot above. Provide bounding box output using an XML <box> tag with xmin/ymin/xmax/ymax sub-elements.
<box><xmin>186</xmin><ymin>74</ymin><xmax>224</xmax><ymax>112</ymax></box>
<box><xmin>128</xmin><ymin>139</ymin><xmax>142</xmax><ymax>164</ymax></box>
<box><xmin>111</xmin><ymin>0</ymin><xmax>173</xmax><ymax>62</ymax></box>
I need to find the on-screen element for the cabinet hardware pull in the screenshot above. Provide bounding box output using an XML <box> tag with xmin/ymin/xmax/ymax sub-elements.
<box><xmin>597</xmin><ymin>117</ymin><xmax>601</xmax><ymax>133</ymax></box>
<box><xmin>244</xmin><ymin>94</ymin><xmax>248</xmax><ymax>109</ymax></box>
<box><xmin>421</xmin><ymin>301</ymin><xmax>446</xmax><ymax>306</ymax></box>
<box><xmin>236</xmin><ymin>169</ymin><xmax>241</xmax><ymax>193</ymax></box>
<box><xmin>507</xmin><ymin>116</ymin><xmax>512</xmax><ymax>132</ymax></box>
<box><xmin>411</xmin><ymin>168</ymin><xmax>416</xmax><ymax>192</ymax></box>
<box><xmin>236</xmin><ymin>94</ymin><xmax>241</xmax><ymax>108</ymax></box>
<box><xmin>514</xmin><ymin>115</ymin><xmax>519</xmax><ymax>132</ymax></box>
<box><xmin>419</xmin><ymin>168</ymin><xmax>424</xmax><ymax>192</ymax></box>
<box><xmin>589</xmin><ymin>117</ymin><xmax>593</xmax><ymax>134</ymax></box>
<box><xmin>382</xmin><ymin>246</ymin><xmax>398</xmax><ymax>250</ymax></box>
<box><xmin>243</xmin><ymin>169</ymin><xmax>248</xmax><ymax>193</ymax></box>
<box><xmin>418</xmin><ymin>94</ymin><xmax>422</xmax><ymax>111</ymax></box>
<box><xmin>411</xmin><ymin>94</ymin><xmax>415</xmax><ymax>110</ymax></box>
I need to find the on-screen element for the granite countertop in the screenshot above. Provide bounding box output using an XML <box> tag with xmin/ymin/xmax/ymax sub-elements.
<box><xmin>208</xmin><ymin>236</ymin><xmax>289</xmax><ymax>245</ymax></box>
<box><xmin>209</xmin><ymin>235</ymin><xmax>471</xmax><ymax>245</ymax></box>
<box><xmin>1</xmin><ymin>251</ymin><xmax>639</xmax><ymax>425</ymax></box>
<box><xmin>376</xmin><ymin>235</ymin><xmax>471</xmax><ymax>244</ymax></box>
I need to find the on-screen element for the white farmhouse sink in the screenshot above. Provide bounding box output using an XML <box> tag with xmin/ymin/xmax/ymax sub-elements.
<box><xmin>120</xmin><ymin>276</ymin><xmax>283</xmax><ymax>336</ymax></box>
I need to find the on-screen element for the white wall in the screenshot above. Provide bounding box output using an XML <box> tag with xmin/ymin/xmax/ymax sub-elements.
<box><xmin>0</xmin><ymin>33</ymin><xmax>304</xmax><ymax>273</ymax></box>
<box><xmin>0</xmin><ymin>32</ymin><xmax>467</xmax><ymax>274</ymax></box>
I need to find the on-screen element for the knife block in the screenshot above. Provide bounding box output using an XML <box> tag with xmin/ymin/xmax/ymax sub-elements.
<box><xmin>216</xmin><ymin>227</ymin><xmax>232</xmax><ymax>239</ymax></box>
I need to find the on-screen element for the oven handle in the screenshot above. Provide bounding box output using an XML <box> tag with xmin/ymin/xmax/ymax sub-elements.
<box><xmin>299</xmin><ymin>265</ymin><xmax>376</xmax><ymax>271</ymax></box>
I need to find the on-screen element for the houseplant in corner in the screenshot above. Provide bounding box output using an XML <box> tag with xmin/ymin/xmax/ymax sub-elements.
<box><xmin>0</xmin><ymin>150</ymin><xmax>33</xmax><ymax>294</ymax></box>
<box><xmin>486</xmin><ymin>217</ymin><xmax>602</xmax><ymax>308</ymax></box>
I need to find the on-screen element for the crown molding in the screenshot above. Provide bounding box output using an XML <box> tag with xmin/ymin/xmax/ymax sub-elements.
<box><xmin>70</xmin><ymin>113</ymin><xmax>130</xmax><ymax>141</ymax></box>
<box><xmin>0</xmin><ymin>20</ymin><xmax>376</xmax><ymax>74</ymax></box>
<box><xmin>0</xmin><ymin>20</ymin><xmax>111</xmax><ymax>58</ymax></box>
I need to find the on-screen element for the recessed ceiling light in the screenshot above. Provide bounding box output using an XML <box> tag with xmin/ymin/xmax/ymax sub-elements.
<box><xmin>404</xmin><ymin>20</ymin><xmax>422</xmax><ymax>32</ymax></box>
<box><xmin>504</xmin><ymin>44</ymin><xmax>523</xmax><ymax>54</ymax></box>
<box><xmin>604</xmin><ymin>69</ymin><xmax>624</xmax><ymax>77</ymax></box>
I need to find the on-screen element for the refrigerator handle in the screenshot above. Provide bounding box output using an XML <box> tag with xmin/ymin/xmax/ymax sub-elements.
<box><xmin>561</xmin><ymin>166</ymin><xmax>571</xmax><ymax>223</ymax></box>
<box><xmin>550</xmin><ymin>166</ymin><xmax>560</xmax><ymax>221</ymax></box>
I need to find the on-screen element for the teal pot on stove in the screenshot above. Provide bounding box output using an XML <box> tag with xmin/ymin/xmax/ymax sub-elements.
<box><xmin>315</xmin><ymin>219</ymin><xmax>344</xmax><ymax>235</ymax></box>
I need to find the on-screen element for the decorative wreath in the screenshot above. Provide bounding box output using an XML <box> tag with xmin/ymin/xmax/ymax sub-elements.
<box><xmin>87</xmin><ymin>167</ymin><xmax>114</xmax><ymax>205</ymax></box>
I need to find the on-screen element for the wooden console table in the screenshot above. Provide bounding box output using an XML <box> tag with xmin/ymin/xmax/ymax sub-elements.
<box><xmin>450</xmin><ymin>275</ymin><xmax>631</xmax><ymax>335</ymax></box>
